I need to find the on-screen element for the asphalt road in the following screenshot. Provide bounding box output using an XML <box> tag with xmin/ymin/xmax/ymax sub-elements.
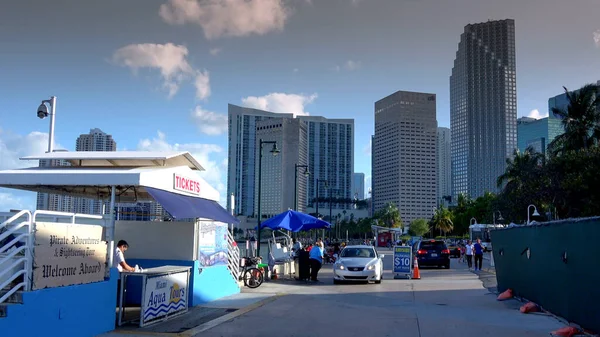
<box><xmin>198</xmin><ymin>250</ymin><xmax>564</xmax><ymax>337</ymax></box>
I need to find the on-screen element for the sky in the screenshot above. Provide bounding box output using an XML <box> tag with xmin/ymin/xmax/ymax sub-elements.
<box><xmin>1</xmin><ymin>0</ymin><xmax>600</xmax><ymax>210</ymax></box>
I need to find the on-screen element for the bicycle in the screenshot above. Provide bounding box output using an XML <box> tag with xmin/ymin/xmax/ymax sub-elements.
<box><xmin>240</xmin><ymin>256</ymin><xmax>264</xmax><ymax>288</ymax></box>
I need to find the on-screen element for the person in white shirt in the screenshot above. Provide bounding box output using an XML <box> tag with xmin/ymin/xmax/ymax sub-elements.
<box><xmin>465</xmin><ymin>240</ymin><xmax>474</xmax><ymax>269</ymax></box>
<box><xmin>113</xmin><ymin>240</ymin><xmax>135</xmax><ymax>272</ymax></box>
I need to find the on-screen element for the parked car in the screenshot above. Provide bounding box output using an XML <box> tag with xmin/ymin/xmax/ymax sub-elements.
<box><xmin>413</xmin><ymin>240</ymin><xmax>450</xmax><ymax>269</ymax></box>
<box><xmin>333</xmin><ymin>245</ymin><xmax>384</xmax><ymax>284</ymax></box>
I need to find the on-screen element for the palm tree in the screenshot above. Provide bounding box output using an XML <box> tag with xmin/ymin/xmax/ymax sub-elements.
<box><xmin>549</xmin><ymin>84</ymin><xmax>600</xmax><ymax>156</ymax></box>
<box><xmin>375</xmin><ymin>202</ymin><xmax>402</xmax><ymax>228</ymax></box>
<box><xmin>497</xmin><ymin>146</ymin><xmax>544</xmax><ymax>193</ymax></box>
<box><xmin>432</xmin><ymin>206</ymin><xmax>453</xmax><ymax>235</ymax></box>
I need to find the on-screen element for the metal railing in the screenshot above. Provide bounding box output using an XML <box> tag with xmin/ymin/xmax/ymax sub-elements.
<box><xmin>0</xmin><ymin>210</ymin><xmax>33</xmax><ymax>306</ymax></box>
<box><xmin>226</xmin><ymin>230</ymin><xmax>241</xmax><ymax>282</ymax></box>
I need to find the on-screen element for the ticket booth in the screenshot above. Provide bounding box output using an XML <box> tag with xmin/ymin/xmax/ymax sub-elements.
<box><xmin>0</xmin><ymin>151</ymin><xmax>240</xmax><ymax>336</ymax></box>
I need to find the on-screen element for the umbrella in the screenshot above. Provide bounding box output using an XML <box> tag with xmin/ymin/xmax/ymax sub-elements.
<box><xmin>260</xmin><ymin>210</ymin><xmax>331</xmax><ymax>232</ymax></box>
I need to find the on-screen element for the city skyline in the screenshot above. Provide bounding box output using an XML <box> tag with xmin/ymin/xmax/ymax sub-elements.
<box><xmin>1</xmin><ymin>0</ymin><xmax>600</xmax><ymax>210</ymax></box>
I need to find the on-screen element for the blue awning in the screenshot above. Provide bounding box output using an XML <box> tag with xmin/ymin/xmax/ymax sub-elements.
<box><xmin>145</xmin><ymin>187</ymin><xmax>239</xmax><ymax>224</ymax></box>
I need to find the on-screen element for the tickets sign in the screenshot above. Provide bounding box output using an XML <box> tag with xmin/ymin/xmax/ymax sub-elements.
<box><xmin>173</xmin><ymin>173</ymin><xmax>201</xmax><ymax>195</ymax></box>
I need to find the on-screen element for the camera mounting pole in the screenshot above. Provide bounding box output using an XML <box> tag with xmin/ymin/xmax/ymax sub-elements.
<box><xmin>40</xmin><ymin>96</ymin><xmax>57</xmax><ymax>153</ymax></box>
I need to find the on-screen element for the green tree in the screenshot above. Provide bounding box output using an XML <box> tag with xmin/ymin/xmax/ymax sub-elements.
<box><xmin>549</xmin><ymin>84</ymin><xmax>600</xmax><ymax>156</ymax></box>
<box><xmin>408</xmin><ymin>218</ymin><xmax>430</xmax><ymax>237</ymax></box>
<box><xmin>432</xmin><ymin>206</ymin><xmax>454</xmax><ymax>235</ymax></box>
<box><xmin>375</xmin><ymin>202</ymin><xmax>403</xmax><ymax>228</ymax></box>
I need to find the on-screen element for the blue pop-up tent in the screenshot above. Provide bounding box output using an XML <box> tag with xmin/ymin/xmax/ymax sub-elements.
<box><xmin>260</xmin><ymin>210</ymin><xmax>331</xmax><ymax>232</ymax></box>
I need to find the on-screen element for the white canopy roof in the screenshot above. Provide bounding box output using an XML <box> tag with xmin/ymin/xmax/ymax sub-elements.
<box><xmin>0</xmin><ymin>165</ymin><xmax>218</xmax><ymax>203</ymax></box>
<box><xmin>20</xmin><ymin>151</ymin><xmax>204</xmax><ymax>171</ymax></box>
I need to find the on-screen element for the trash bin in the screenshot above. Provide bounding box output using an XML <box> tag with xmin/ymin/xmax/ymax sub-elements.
<box><xmin>298</xmin><ymin>250</ymin><xmax>310</xmax><ymax>281</ymax></box>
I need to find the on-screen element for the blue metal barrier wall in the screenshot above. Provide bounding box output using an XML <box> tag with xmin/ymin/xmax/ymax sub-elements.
<box><xmin>491</xmin><ymin>217</ymin><xmax>600</xmax><ymax>333</ymax></box>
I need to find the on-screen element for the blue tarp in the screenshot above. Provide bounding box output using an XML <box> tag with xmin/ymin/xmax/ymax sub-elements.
<box><xmin>145</xmin><ymin>187</ymin><xmax>239</xmax><ymax>224</ymax></box>
<box><xmin>260</xmin><ymin>210</ymin><xmax>331</xmax><ymax>232</ymax></box>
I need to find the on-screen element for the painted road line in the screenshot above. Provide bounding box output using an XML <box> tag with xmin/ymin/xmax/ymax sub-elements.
<box><xmin>178</xmin><ymin>294</ymin><xmax>285</xmax><ymax>337</ymax></box>
<box><xmin>105</xmin><ymin>330</ymin><xmax>175</xmax><ymax>336</ymax></box>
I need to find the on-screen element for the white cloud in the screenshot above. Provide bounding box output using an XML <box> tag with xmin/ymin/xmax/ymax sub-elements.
<box><xmin>209</xmin><ymin>47</ymin><xmax>222</xmax><ymax>56</ymax></box>
<box><xmin>137</xmin><ymin>131</ymin><xmax>227</xmax><ymax>206</ymax></box>
<box><xmin>333</xmin><ymin>60</ymin><xmax>361</xmax><ymax>72</ymax></box>
<box><xmin>0</xmin><ymin>128</ymin><xmax>66</xmax><ymax>211</ymax></box>
<box><xmin>594</xmin><ymin>30</ymin><xmax>600</xmax><ymax>47</ymax></box>
<box><xmin>363</xmin><ymin>138</ymin><xmax>371</xmax><ymax>156</ymax></box>
<box><xmin>527</xmin><ymin>109</ymin><xmax>548</xmax><ymax>119</ymax></box>
<box><xmin>112</xmin><ymin>43</ymin><xmax>211</xmax><ymax>100</ymax></box>
<box><xmin>241</xmin><ymin>93</ymin><xmax>317</xmax><ymax>117</ymax></box>
<box><xmin>159</xmin><ymin>0</ymin><xmax>291</xmax><ymax>40</ymax></box>
<box><xmin>190</xmin><ymin>106</ymin><xmax>228</xmax><ymax>135</ymax></box>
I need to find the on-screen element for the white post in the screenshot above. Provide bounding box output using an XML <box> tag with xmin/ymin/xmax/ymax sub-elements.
<box><xmin>48</xmin><ymin>96</ymin><xmax>57</xmax><ymax>153</ymax></box>
<box><xmin>107</xmin><ymin>186</ymin><xmax>116</xmax><ymax>271</ymax></box>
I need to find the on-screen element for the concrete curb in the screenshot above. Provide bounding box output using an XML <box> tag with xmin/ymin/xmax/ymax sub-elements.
<box><xmin>177</xmin><ymin>293</ymin><xmax>284</xmax><ymax>337</ymax></box>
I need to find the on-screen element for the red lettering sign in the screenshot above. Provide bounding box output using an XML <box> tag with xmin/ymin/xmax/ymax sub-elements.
<box><xmin>173</xmin><ymin>173</ymin><xmax>201</xmax><ymax>195</ymax></box>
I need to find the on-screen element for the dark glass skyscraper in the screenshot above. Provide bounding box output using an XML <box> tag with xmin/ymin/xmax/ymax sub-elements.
<box><xmin>450</xmin><ymin>19</ymin><xmax>517</xmax><ymax>200</ymax></box>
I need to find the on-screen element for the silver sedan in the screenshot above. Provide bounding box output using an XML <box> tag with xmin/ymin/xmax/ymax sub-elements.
<box><xmin>333</xmin><ymin>245</ymin><xmax>384</xmax><ymax>284</ymax></box>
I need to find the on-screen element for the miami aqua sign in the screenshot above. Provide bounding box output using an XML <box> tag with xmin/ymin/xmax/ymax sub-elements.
<box><xmin>142</xmin><ymin>271</ymin><xmax>188</xmax><ymax>324</ymax></box>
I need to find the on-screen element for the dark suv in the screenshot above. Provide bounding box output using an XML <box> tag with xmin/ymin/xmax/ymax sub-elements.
<box><xmin>413</xmin><ymin>240</ymin><xmax>451</xmax><ymax>269</ymax></box>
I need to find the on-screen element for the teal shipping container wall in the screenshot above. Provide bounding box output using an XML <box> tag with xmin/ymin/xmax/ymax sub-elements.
<box><xmin>491</xmin><ymin>217</ymin><xmax>600</xmax><ymax>333</ymax></box>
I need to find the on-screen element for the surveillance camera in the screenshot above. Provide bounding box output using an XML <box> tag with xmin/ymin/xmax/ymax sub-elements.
<box><xmin>37</xmin><ymin>103</ymin><xmax>48</xmax><ymax>119</ymax></box>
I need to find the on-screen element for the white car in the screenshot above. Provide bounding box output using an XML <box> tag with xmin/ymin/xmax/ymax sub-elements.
<box><xmin>333</xmin><ymin>245</ymin><xmax>384</xmax><ymax>284</ymax></box>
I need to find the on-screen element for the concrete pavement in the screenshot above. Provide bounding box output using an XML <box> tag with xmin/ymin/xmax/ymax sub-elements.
<box><xmin>100</xmin><ymin>250</ymin><xmax>566</xmax><ymax>337</ymax></box>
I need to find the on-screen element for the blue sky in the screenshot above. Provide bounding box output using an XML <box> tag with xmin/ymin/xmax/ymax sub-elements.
<box><xmin>1</xmin><ymin>0</ymin><xmax>600</xmax><ymax>209</ymax></box>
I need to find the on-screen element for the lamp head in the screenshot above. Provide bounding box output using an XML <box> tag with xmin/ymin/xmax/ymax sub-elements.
<box><xmin>498</xmin><ymin>215</ymin><xmax>504</xmax><ymax>221</ymax></box>
<box><xmin>303</xmin><ymin>168</ymin><xmax>310</xmax><ymax>176</ymax></box>
<box><xmin>37</xmin><ymin>103</ymin><xmax>49</xmax><ymax>119</ymax></box>
<box><xmin>532</xmin><ymin>209</ymin><xmax>540</xmax><ymax>217</ymax></box>
<box><xmin>270</xmin><ymin>143</ymin><xmax>280</xmax><ymax>156</ymax></box>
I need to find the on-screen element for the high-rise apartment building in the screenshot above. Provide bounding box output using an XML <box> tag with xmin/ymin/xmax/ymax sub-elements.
<box><xmin>517</xmin><ymin>117</ymin><xmax>562</xmax><ymax>155</ymax></box>
<box><xmin>227</xmin><ymin>104</ymin><xmax>293</xmax><ymax>216</ymax></box>
<box><xmin>253</xmin><ymin>118</ymin><xmax>308</xmax><ymax>216</ymax></box>
<box><xmin>437</xmin><ymin>127</ymin><xmax>451</xmax><ymax>206</ymax></box>
<box><xmin>352</xmin><ymin>173</ymin><xmax>365</xmax><ymax>199</ymax></box>
<box><xmin>36</xmin><ymin>149</ymin><xmax>73</xmax><ymax>212</ymax></box>
<box><xmin>227</xmin><ymin>104</ymin><xmax>354</xmax><ymax>219</ymax></box>
<box><xmin>73</xmin><ymin>128</ymin><xmax>117</xmax><ymax>215</ymax></box>
<box><xmin>450</xmin><ymin>19</ymin><xmax>518</xmax><ymax>199</ymax></box>
<box><xmin>373</xmin><ymin>90</ymin><xmax>437</xmax><ymax>226</ymax></box>
<box><xmin>298</xmin><ymin>116</ymin><xmax>354</xmax><ymax>211</ymax></box>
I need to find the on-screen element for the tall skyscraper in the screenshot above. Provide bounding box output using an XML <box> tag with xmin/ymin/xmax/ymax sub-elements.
<box><xmin>298</xmin><ymin>116</ymin><xmax>354</xmax><ymax>211</ymax></box>
<box><xmin>373</xmin><ymin>90</ymin><xmax>437</xmax><ymax>226</ymax></box>
<box><xmin>450</xmin><ymin>19</ymin><xmax>517</xmax><ymax>199</ymax></box>
<box><xmin>73</xmin><ymin>128</ymin><xmax>117</xmax><ymax>215</ymax></box>
<box><xmin>227</xmin><ymin>104</ymin><xmax>293</xmax><ymax>216</ymax></box>
<box><xmin>352</xmin><ymin>173</ymin><xmax>365</xmax><ymax>199</ymax></box>
<box><xmin>253</xmin><ymin>118</ymin><xmax>308</xmax><ymax>216</ymax></box>
<box><xmin>227</xmin><ymin>104</ymin><xmax>354</xmax><ymax>218</ymax></box>
<box><xmin>437</xmin><ymin>127</ymin><xmax>451</xmax><ymax>206</ymax></box>
<box><xmin>36</xmin><ymin>149</ymin><xmax>73</xmax><ymax>212</ymax></box>
<box><xmin>517</xmin><ymin>117</ymin><xmax>562</xmax><ymax>155</ymax></box>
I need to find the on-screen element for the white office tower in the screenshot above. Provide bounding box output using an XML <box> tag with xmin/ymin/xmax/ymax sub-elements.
<box><xmin>253</xmin><ymin>118</ymin><xmax>308</xmax><ymax>216</ymax></box>
<box><xmin>36</xmin><ymin>149</ymin><xmax>73</xmax><ymax>212</ymax></box>
<box><xmin>72</xmin><ymin>128</ymin><xmax>117</xmax><ymax>215</ymax></box>
<box><xmin>373</xmin><ymin>90</ymin><xmax>437</xmax><ymax>226</ymax></box>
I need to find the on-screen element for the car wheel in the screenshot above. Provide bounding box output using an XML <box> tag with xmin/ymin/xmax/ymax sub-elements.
<box><xmin>445</xmin><ymin>263</ymin><xmax>450</xmax><ymax>269</ymax></box>
<box><xmin>333</xmin><ymin>279</ymin><xmax>341</xmax><ymax>285</ymax></box>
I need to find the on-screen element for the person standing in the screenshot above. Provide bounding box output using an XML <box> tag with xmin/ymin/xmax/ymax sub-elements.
<box><xmin>309</xmin><ymin>241</ymin><xmax>324</xmax><ymax>282</ymax></box>
<box><xmin>473</xmin><ymin>239</ymin><xmax>484</xmax><ymax>271</ymax></box>
<box><xmin>465</xmin><ymin>240</ymin><xmax>474</xmax><ymax>269</ymax></box>
<box><xmin>114</xmin><ymin>240</ymin><xmax>135</xmax><ymax>272</ymax></box>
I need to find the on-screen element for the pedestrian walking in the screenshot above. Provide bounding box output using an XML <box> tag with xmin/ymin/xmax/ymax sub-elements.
<box><xmin>473</xmin><ymin>238</ymin><xmax>484</xmax><ymax>271</ymax></box>
<box><xmin>465</xmin><ymin>240</ymin><xmax>474</xmax><ymax>269</ymax></box>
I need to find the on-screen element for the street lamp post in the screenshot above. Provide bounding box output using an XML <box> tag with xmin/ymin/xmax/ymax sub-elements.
<box><xmin>256</xmin><ymin>139</ymin><xmax>280</xmax><ymax>257</ymax></box>
<box><xmin>37</xmin><ymin>96</ymin><xmax>57</xmax><ymax>153</ymax></box>
<box><xmin>293</xmin><ymin>164</ymin><xmax>310</xmax><ymax>211</ymax></box>
<box><xmin>470</xmin><ymin>217</ymin><xmax>477</xmax><ymax>226</ymax></box>
<box><xmin>527</xmin><ymin>204</ymin><xmax>540</xmax><ymax>225</ymax></box>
